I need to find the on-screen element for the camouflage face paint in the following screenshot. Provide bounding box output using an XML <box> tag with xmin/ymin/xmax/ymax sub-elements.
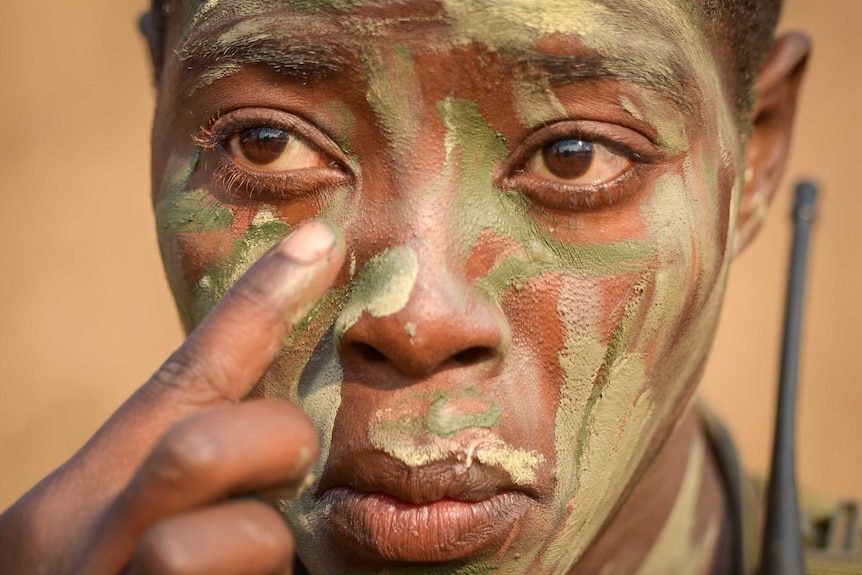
<box><xmin>153</xmin><ymin>0</ymin><xmax>747</xmax><ymax>572</ymax></box>
<box><xmin>637</xmin><ymin>436</ymin><xmax>721</xmax><ymax>575</ymax></box>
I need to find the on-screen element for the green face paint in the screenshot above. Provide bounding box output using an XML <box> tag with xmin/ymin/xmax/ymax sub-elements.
<box><xmin>155</xmin><ymin>146</ymin><xmax>205</xmax><ymax>332</ymax></box>
<box><xmin>367</xmin><ymin>406</ymin><xmax>545</xmax><ymax>485</ymax></box>
<box><xmin>155</xmin><ymin>189</ymin><xmax>235</xmax><ymax>234</ymax></box>
<box><xmin>425</xmin><ymin>388</ymin><xmax>502</xmax><ymax>438</ymax></box>
<box><xmin>189</xmin><ymin>212</ymin><xmax>290</xmax><ymax>326</ymax></box>
<box><xmin>334</xmin><ymin>245</ymin><xmax>419</xmax><ymax>339</ymax></box>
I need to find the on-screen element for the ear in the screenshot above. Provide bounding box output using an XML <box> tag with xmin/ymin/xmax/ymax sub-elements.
<box><xmin>139</xmin><ymin>10</ymin><xmax>165</xmax><ymax>84</ymax></box>
<box><xmin>733</xmin><ymin>32</ymin><xmax>811</xmax><ymax>256</ymax></box>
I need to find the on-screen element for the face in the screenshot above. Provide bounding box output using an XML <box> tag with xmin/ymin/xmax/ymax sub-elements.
<box><xmin>152</xmin><ymin>0</ymin><xmax>745</xmax><ymax>572</ymax></box>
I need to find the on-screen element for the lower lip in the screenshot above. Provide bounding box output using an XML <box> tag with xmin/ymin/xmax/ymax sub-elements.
<box><xmin>323</xmin><ymin>488</ymin><xmax>532</xmax><ymax>562</ymax></box>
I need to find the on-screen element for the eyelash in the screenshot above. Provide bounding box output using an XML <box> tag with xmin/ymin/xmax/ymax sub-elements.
<box><xmin>195</xmin><ymin>109</ymin><xmax>352</xmax><ymax>201</ymax></box>
<box><xmin>196</xmin><ymin>110</ymin><xmax>657</xmax><ymax>212</ymax></box>
<box><xmin>500</xmin><ymin>121</ymin><xmax>658</xmax><ymax>212</ymax></box>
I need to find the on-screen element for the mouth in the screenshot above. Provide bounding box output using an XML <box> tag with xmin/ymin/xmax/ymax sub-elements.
<box><xmin>317</xmin><ymin>451</ymin><xmax>539</xmax><ymax>563</ymax></box>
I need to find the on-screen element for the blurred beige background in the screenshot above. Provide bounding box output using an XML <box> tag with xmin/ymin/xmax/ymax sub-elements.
<box><xmin>0</xmin><ymin>1</ymin><xmax>859</xmax><ymax>512</ymax></box>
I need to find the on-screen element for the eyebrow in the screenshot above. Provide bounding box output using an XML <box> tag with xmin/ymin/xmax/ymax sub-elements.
<box><xmin>518</xmin><ymin>52</ymin><xmax>692</xmax><ymax>111</ymax></box>
<box><xmin>177</xmin><ymin>8</ymin><xmax>693</xmax><ymax>111</ymax></box>
<box><xmin>178</xmin><ymin>16</ymin><xmax>354</xmax><ymax>95</ymax></box>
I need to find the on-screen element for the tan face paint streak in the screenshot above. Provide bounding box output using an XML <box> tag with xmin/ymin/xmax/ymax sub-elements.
<box><xmin>637</xmin><ymin>173</ymin><xmax>694</xmax><ymax>359</ymax></box>
<box><xmin>511</xmin><ymin>73</ymin><xmax>567</xmax><ymax>128</ymax></box>
<box><xmin>636</xmin><ymin>436</ymin><xmax>720</xmax><ymax>575</ymax></box>
<box><xmin>367</xmin><ymin>417</ymin><xmax>545</xmax><ymax>486</ymax></box>
<box><xmin>361</xmin><ymin>44</ymin><xmax>423</xmax><ymax>149</ymax></box>
<box><xmin>617</xmin><ymin>91</ymin><xmax>690</xmax><ymax>157</ymax></box>
<box><xmin>620</xmin><ymin>97</ymin><xmax>643</xmax><ymax>121</ymax></box>
<box><xmin>552</xmin><ymin>281</ymin><xmax>606</xmax><ymax>501</ymax></box>
<box><xmin>638</xmin><ymin>167</ymin><xmax>727</xmax><ymax>401</ymax></box>
<box><xmin>543</xmin><ymin>274</ymin><xmax>655</xmax><ymax>571</ymax></box>
<box><xmin>365</xmin><ymin>386</ymin><xmax>544</xmax><ymax>487</ymax></box>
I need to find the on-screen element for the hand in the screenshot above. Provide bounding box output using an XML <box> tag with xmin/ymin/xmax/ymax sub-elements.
<box><xmin>0</xmin><ymin>220</ymin><xmax>345</xmax><ymax>574</ymax></box>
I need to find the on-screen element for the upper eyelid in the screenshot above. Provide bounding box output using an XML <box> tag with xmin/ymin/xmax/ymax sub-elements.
<box><xmin>193</xmin><ymin>108</ymin><xmax>356</xmax><ymax>201</ymax></box>
<box><xmin>195</xmin><ymin>107</ymin><xmax>351</xmax><ymax>168</ymax></box>
<box><xmin>497</xmin><ymin>120</ymin><xmax>657</xmax><ymax>184</ymax></box>
<box><xmin>522</xmin><ymin>121</ymin><xmax>657</xmax><ymax>161</ymax></box>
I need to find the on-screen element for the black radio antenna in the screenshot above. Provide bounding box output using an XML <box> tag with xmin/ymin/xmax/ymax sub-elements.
<box><xmin>759</xmin><ymin>181</ymin><xmax>818</xmax><ymax>575</ymax></box>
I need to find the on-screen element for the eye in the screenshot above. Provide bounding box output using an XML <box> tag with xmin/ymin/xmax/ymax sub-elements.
<box><xmin>198</xmin><ymin>108</ymin><xmax>353</xmax><ymax>201</ymax></box>
<box><xmin>226</xmin><ymin>126</ymin><xmax>330</xmax><ymax>173</ymax></box>
<box><xmin>500</xmin><ymin>120</ymin><xmax>658</xmax><ymax>212</ymax></box>
<box><xmin>527</xmin><ymin>138</ymin><xmax>632</xmax><ymax>186</ymax></box>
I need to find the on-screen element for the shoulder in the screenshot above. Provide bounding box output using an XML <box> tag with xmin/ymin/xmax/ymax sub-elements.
<box><xmin>697</xmin><ymin>404</ymin><xmax>862</xmax><ymax>574</ymax></box>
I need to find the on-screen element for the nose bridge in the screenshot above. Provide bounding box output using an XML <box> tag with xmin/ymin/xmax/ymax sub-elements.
<box><xmin>332</xmin><ymin>44</ymin><xmax>510</xmax><ymax>378</ymax></box>
<box><xmin>336</xmin><ymin>234</ymin><xmax>509</xmax><ymax>379</ymax></box>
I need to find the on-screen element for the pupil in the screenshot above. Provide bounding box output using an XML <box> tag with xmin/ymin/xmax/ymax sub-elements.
<box><xmin>542</xmin><ymin>139</ymin><xmax>594</xmax><ymax>179</ymax></box>
<box><xmin>238</xmin><ymin>127</ymin><xmax>289</xmax><ymax>165</ymax></box>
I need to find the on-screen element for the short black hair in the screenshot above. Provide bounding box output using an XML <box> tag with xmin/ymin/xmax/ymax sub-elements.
<box><xmin>144</xmin><ymin>0</ymin><xmax>782</xmax><ymax>119</ymax></box>
<box><xmin>703</xmin><ymin>0</ymin><xmax>784</xmax><ymax>117</ymax></box>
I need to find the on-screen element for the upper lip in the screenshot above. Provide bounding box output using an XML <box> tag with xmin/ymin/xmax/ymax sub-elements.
<box><xmin>317</xmin><ymin>449</ymin><xmax>542</xmax><ymax>504</ymax></box>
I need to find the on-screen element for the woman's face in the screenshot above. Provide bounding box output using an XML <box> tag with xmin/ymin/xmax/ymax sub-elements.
<box><xmin>152</xmin><ymin>0</ymin><xmax>743</xmax><ymax>572</ymax></box>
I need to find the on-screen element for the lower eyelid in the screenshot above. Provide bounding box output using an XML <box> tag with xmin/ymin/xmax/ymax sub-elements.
<box><xmin>502</xmin><ymin>164</ymin><xmax>645</xmax><ymax>212</ymax></box>
<box><xmin>211</xmin><ymin>151</ymin><xmax>352</xmax><ymax>202</ymax></box>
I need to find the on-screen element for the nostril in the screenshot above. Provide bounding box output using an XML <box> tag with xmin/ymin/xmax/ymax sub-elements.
<box><xmin>452</xmin><ymin>346</ymin><xmax>493</xmax><ymax>366</ymax></box>
<box><xmin>352</xmin><ymin>342</ymin><xmax>388</xmax><ymax>363</ymax></box>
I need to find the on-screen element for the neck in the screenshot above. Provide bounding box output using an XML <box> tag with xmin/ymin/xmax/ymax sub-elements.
<box><xmin>569</xmin><ymin>408</ymin><xmax>734</xmax><ymax>575</ymax></box>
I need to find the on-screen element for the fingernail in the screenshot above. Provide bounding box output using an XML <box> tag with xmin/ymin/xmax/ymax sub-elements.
<box><xmin>279</xmin><ymin>221</ymin><xmax>336</xmax><ymax>264</ymax></box>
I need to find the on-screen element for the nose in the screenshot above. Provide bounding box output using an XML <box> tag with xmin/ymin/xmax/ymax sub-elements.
<box><xmin>336</xmin><ymin>243</ymin><xmax>509</xmax><ymax>379</ymax></box>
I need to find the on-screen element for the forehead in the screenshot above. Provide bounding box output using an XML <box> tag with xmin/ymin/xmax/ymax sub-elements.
<box><xmin>169</xmin><ymin>0</ymin><xmax>718</xmax><ymax>106</ymax></box>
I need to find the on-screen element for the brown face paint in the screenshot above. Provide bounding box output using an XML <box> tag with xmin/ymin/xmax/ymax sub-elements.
<box><xmin>153</xmin><ymin>0</ymin><xmax>747</xmax><ymax>572</ymax></box>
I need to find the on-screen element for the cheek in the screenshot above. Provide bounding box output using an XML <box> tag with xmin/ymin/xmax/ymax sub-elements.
<box><xmin>153</xmin><ymin>129</ymin><xmax>357</xmax><ymax>331</ymax></box>
<box><xmin>158</xmin><ymin>205</ymin><xmax>291</xmax><ymax>330</ymax></box>
<box><xmin>518</xmin><ymin>170</ymin><xmax>729</xmax><ymax>568</ymax></box>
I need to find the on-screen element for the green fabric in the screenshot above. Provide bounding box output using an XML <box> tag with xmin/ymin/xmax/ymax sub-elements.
<box><xmin>698</xmin><ymin>403</ymin><xmax>862</xmax><ymax>575</ymax></box>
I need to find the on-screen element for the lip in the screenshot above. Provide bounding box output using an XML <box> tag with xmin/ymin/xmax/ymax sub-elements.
<box><xmin>318</xmin><ymin>451</ymin><xmax>539</xmax><ymax>562</ymax></box>
<box><xmin>322</xmin><ymin>487</ymin><xmax>532</xmax><ymax>562</ymax></box>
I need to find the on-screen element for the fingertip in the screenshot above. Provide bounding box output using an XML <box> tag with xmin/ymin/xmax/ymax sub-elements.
<box><xmin>278</xmin><ymin>220</ymin><xmax>341</xmax><ymax>265</ymax></box>
<box><xmin>275</xmin><ymin>401</ymin><xmax>322</xmax><ymax>473</ymax></box>
<box><xmin>257</xmin><ymin>400</ymin><xmax>320</xmax><ymax>502</ymax></box>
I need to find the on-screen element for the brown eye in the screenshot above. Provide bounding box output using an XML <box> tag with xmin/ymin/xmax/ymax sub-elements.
<box><xmin>238</xmin><ymin>127</ymin><xmax>289</xmax><ymax>165</ymax></box>
<box><xmin>542</xmin><ymin>139</ymin><xmax>594</xmax><ymax>179</ymax></box>
<box><xmin>527</xmin><ymin>138</ymin><xmax>631</xmax><ymax>186</ymax></box>
<box><xmin>226</xmin><ymin>125</ymin><xmax>329</xmax><ymax>173</ymax></box>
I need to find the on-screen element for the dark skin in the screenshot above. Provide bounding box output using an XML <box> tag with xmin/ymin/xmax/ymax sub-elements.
<box><xmin>0</xmin><ymin>1</ymin><xmax>809</xmax><ymax>573</ymax></box>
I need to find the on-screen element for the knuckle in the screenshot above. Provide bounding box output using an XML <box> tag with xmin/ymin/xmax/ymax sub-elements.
<box><xmin>149</xmin><ymin>351</ymin><xmax>192</xmax><ymax>393</ymax></box>
<box><xmin>148</xmin><ymin>424</ymin><xmax>220</xmax><ymax>487</ymax></box>
<box><xmin>149</xmin><ymin>347</ymin><xmax>231</xmax><ymax>406</ymax></box>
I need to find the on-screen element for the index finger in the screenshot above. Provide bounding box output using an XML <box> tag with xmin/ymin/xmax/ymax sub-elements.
<box><xmin>157</xmin><ymin>219</ymin><xmax>344</xmax><ymax>406</ymax></box>
<box><xmin>81</xmin><ymin>220</ymin><xmax>344</xmax><ymax>472</ymax></box>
